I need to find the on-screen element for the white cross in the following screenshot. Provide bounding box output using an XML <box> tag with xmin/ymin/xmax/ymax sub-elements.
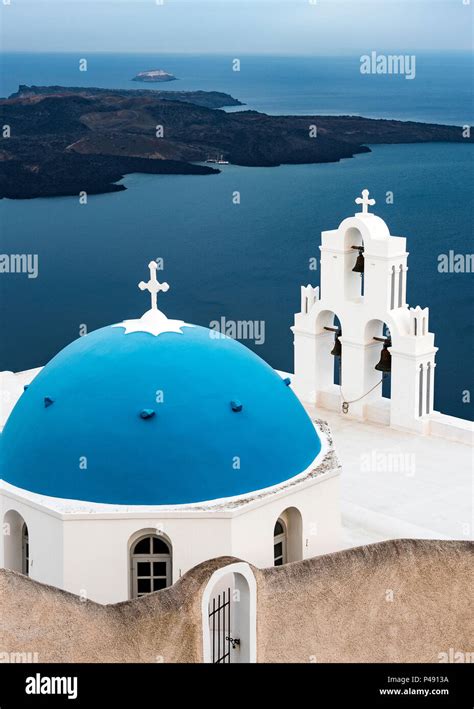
<box><xmin>138</xmin><ymin>261</ymin><xmax>169</xmax><ymax>310</ymax></box>
<box><xmin>355</xmin><ymin>188</ymin><xmax>375</xmax><ymax>214</ymax></box>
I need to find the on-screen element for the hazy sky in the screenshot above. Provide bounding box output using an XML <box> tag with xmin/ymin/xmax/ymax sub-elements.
<box><xmin>1</xmin><ymin>0</ymin><xmax>472</xmax><ymax>54</ymax></box>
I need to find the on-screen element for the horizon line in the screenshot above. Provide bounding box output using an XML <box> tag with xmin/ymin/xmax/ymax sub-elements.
<box><xmin>1</xmin><ymin>49</ymin><xmax>473</xmax><ymax>56</ymax></box>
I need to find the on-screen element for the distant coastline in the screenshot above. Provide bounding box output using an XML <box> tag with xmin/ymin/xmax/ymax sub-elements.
<box><xmin>7</xmin><ymin>84</ymin><xmax>243</xmax><ymax>109</ymax></box>
<box><xmin>0</xmin><ymin>84</ymin><xmax>471</xmax><ymax>200</ymax></box>
<box><xmin>1</xmin><ymin>53</ymin><xmax>471</xmax><ymax>126</ymax></box>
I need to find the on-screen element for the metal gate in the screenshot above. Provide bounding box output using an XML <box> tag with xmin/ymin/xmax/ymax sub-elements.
<box><xmin>208</xmin><ymin>587</ymin><xmax>234</xmax><ymax>663</ymax></box>
<box><xmin>203</xmin><ymin>563</ymin><xmax>255</xmax><ymax>664</ymax></box>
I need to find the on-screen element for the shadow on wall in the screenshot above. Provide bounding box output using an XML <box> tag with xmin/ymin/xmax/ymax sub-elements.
<box><xmin>0</xmin><ymin>540</ymin><xmax>472</xmax><ymax>663</ymax></box>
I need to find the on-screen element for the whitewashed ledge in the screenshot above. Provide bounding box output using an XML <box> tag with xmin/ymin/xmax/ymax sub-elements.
<box><xmin>429</xmin><ymin>411</ymin><xmax>473</xmax><ymax>445</ymax></box>
<box><xmin>277</xmin><ymin>370</ymin><xmax>473</xmax><ymax>446</ymax></box>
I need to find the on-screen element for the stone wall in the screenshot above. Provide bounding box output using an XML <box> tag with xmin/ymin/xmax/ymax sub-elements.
<box><xmin>1</xmin><ymin>541</ymin><xmax>472</xmax><ymax>663</ymax></box>
<box><xmin>255</xmin><ymin>539</ymin><xmax>473</xmax><ymax>663</ymax></box>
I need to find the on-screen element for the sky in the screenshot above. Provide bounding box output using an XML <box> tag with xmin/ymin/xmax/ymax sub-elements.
<box><xmin>1</xmin><ymin>0</ymin><xmax>472</xmax><ymax>54</ymax></box>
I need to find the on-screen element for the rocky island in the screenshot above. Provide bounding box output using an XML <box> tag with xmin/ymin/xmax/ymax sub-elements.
<box><xmin>0</xmin><ymin>84</ymin><xmax>471</xmax><ymax>199</ymax></box>
<box><xmin>132</xmin><ymin>69</ymin><xmax>177</xmax><ymax>83</ymax></box>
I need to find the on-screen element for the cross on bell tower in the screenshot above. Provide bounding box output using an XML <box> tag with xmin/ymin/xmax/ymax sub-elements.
<box><xmin>355</xmin><ymin>188</ymin><xmax>375</xmax><ymax>215</ymax></box>
<box><xmin>139</xmin><ymin>261</ymin><xmax>169</xmax><ymax>311</ymax></box>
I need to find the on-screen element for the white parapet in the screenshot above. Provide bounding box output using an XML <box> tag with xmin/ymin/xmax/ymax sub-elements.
<box><xmin>300</xmin><ymin>284</ymin><xmax>319</xmax><ymax>315</ymax></box>
<box><xmin>409</xmin><ymin>305</ymin><xmax>430</xmax><ymax>337</ymax></box>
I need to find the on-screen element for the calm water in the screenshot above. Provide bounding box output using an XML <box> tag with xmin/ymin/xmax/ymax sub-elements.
<box><xmin>1</xmin><ymin>52</ymin><xmax>473</xmax><ymax>123</ymax></box>
<box><xmin>0</xmin><ymin>54</ymin><xmax>473</xmax><ymax>419</ymax></box>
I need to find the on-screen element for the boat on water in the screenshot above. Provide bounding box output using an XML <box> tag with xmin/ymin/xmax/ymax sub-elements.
<box><xmin>206</xmin><ymin>153</ymin><xmax>229</xmax><ymax>164</ymax></box>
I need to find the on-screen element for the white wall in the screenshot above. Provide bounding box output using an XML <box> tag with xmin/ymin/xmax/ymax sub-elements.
<box><xmin>1</xmin><ymin>470</ymin><xmax>341</xmax><ymax>605</ymax></box>
<box><xmin>62</xmin><ymin>515</ymin><xmax>233</xmax><ymax>604</ymax></box>
<box><xmin>230</xmin><ymin>474</ymin><xmax>341</xmax><ymax>567</ymax></box>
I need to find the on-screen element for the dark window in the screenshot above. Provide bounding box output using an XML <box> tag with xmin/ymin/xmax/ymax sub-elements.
<box><xmin>134</xmin><ymin>537</ymin><xmax>151</xmax><ymax>555</ymax></box>
<box><xmin>274</xmin><ymin>521</ymin><xmax>284</xmax><ymax>536</ymax></box>
<box><xmin>22</xmin><ymin>523</ymin><xmax>29</xmax><ymax>576</ymax></box>
<box><xmin>274</xmin><ymin>518</ymin><xmax>287</xmax><ymax>566</ymax></box>
<box><xmin>137</xmin><ymin>579</ymin><xmax>151</xmax><ymax>594</ymax></box>
<box><xmin>137</xmin><ymin>561</ymin><xmax>151</xmax><ymax>576</ymax></box>
<box><xmin>153</xmin><ymin>537</ymin><xmax>169</xmax><ymax>554</ymax></box>
<box><xmin>153</xmin><ymin>561</ymin><xmax>167</xmax><ymax>576</ymax></box>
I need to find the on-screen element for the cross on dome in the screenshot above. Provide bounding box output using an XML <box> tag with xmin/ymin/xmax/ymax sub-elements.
<box><xmin>355</xmin><ymin>189</ymin><xmax>375</xmax><ymax>215</ymax></box>
<box><xmin>139</xmin><ymin>261</ymin><xmax>170</xmax><ymax>311</ymax></box>
<box><xmin>113</xmin><ymin>262</ymin><xmax>192</xmax><ymax>336</ymax></box>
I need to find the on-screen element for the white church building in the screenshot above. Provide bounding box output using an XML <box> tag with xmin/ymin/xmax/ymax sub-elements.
<box><xmin>0</xmin><ymin>262</ymin><xmax>340</xmax><ymax>605</ymax></box>
<box><xmin>0</xmin><ymin>189</ymin><xmax>470</xmax><ymax>607</ymax></box>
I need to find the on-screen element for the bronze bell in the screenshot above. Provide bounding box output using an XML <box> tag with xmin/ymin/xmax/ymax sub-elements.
<box><xmin>352</xmin><ymin>247</ymin><xmax>365</xmax><ymax>274</ymax></box>
<box><xmin>330</xmin><ymin>329</ymin><xmax>342</xmax><ymax>358</ymax></box>
<box><xmin>375</xmin><ymin>338</ymin><xmax>392</xmax><ymax>373</ymax></box>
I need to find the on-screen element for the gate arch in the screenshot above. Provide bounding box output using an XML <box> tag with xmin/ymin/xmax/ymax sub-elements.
<box><xmin>202</xmin><ymin>562</ymin><xmax>257</xmax><ymax>663</ymax></box>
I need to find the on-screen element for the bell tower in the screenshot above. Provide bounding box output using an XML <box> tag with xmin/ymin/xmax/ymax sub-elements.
<box><xmin>292</xmin><ymin>189</ymin><xmax>438</xmax><ymax>434</ymax></box>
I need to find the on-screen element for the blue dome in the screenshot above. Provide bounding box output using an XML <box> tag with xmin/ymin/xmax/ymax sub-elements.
<box><xmin>1</xmin><ymin>324</ymin><xmax>321</xmax><ymax>505</ymax></box>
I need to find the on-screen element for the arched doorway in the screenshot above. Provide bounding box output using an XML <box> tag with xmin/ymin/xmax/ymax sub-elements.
<box><xmin>273</xmin><ymin>507</ymin><xmax>303</xmax><ymax>564</ymax></box>
<box><xmin>3</xmin><ymin>509</ymin><xmax>29</xmax><ymax>576</ymax></box>
<box><xmin>129</xmin><ymin>532</ymin><xmax>172</xmax><ymax>598</ymax></box>
<box><xmin>202</xmin><ymin>562</ymin><xmax>257</xmax><ymax>664</ymax></box>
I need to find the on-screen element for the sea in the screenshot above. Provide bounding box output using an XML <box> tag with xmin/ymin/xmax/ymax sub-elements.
<box><xmin>0</xmin><ymin>52</ymin><xmax>473</xmax><ymax>420</ymax></box>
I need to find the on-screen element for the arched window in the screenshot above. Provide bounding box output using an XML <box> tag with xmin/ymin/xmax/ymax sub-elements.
<box><xmin>22</xmin><ymin>523</ymin><xmax>29</xmax><ymax>576</ymax></box>
<box><xmin>273</xmin><ymin>508</ymin><xmax>303</xmax><ymax>563</ymax></box>
<box><xmin>130</xmin><ymin>535</ymin><xmax>171</xmax><ymax>598</ymax></box>
<box><xmin>273</xmin><ymin>519</ymin><xmax>287</xmax><ymax>566</ymax></box>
